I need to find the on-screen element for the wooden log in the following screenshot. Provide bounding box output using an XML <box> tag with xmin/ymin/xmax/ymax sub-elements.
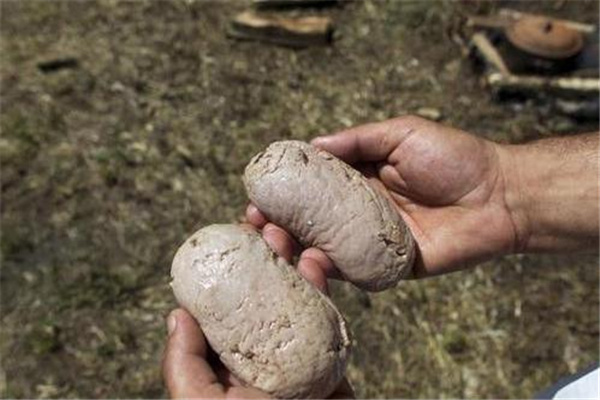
<box><xmin>497</xmin><ymin>9</ymin><xmax>596</xmax><ymax>33</ymax></box>
<box><xmin>486</xmin><ymin>71</ymin><xmax>599</xmax><ymax>95</ymax></box>
<box><xmin>37</xmin><ymin>57</ymin><xmax>79</xmax><ymax>73</ymax></box>
<box><xmin>228</xmin><ymin>11</ymin><xmax>333</xmax><ymax>47</ymax></box>
<box><xmin>253</xmin><ymin>0</ymin><xmax>338</xmax><ymax>9</ymax></box>
<box><xmin>467</xmin><ymin>10</ymin><xmax>596</xmax><ymax>34</ymax></box>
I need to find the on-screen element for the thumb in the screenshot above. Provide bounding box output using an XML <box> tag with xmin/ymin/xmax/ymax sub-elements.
<box><xmin>162</xmin><ymin>308</ymin><xmax>225</xmax><ymax>399</ymax></box>
<box><xmin>311</xmin><ymin>116</ymin><xmax>427</xmax><ymax>164</ymax></box>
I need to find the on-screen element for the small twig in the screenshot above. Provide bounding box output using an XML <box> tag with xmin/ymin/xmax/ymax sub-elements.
<box><xmin>470</xmin><ymin>32</ymin><xmax>511</xmax><ymax>75</ymax></box>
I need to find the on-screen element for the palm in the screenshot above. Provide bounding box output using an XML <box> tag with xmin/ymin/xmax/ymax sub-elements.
<box><xmin>247</xmin><ymin>116</ymin><xmax>519</xmax><ymax>283</ymax></box>
<box><xmin>356</xmin><ymin>120</ymin><xmax>517</xmax><ymax>276</ymax></box>
<box><xmin>163</xmin><ymin>308</ymin><xmax>354</xmax><ymax>399</ymax></box>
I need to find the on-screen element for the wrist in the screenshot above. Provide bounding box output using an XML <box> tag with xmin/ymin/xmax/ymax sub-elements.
<box><xmin>496</xmin><ymin>135</ymin><xmax>599</xmax><ymax>254</ymax></box>
<box><xmin>495</xmin><ymin>143</ymin><xmax>532</xmax><ymax>254</ymax></box>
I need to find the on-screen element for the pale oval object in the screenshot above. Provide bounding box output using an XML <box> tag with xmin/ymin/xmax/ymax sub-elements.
<box><xmin>170</xmin><ymin>224</ymin><xmax>350</xmax><ymax>399</ymax></box>
<box><xmin>243</xmin><ymin>140</ymin><xmax>415</xmax><ymax>291</ymax></box>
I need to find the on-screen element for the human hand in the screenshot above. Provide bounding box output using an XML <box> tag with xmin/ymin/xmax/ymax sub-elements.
<box><xmin>162</xmin><ymin>308</ymin><xmax>269</xmax><ymax>399</ymax></box>
<box><xmin>247</xmin><ymin>116</ymin><xmax>520</xmax><ymax>280</ymax></box>
<box><xmin>162</xmin><ymin>227</ymin><xmax>355</xmax><ymax>399</ymax></box>
<box><xmin>163</xmin><ymin>309</ymin><xmax>355</xmax><ymax>399</ymax></box>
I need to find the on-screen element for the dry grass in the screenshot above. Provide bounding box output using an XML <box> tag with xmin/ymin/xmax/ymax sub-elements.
<box><xmin>1</xmin><ymin>1</ymin><xmax>598</xmax><ymax>398</ymax></box>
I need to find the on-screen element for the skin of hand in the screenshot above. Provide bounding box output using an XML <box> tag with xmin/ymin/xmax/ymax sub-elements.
<box><xmin>246</xmin><ymin>115</ymin><xmax>599</xmax><ymax>282</ymax></box>
<box><xmin>162</xmin><ymin>227</ymin><xmax>355</xmax><ymax>399</ymax></box>
<box><xmin>163</xmin><ymin>311</ymin><xmax>355</xmax><ymax>400</ymax></box>
<box><xmin>499</xmin><ymin>133</ymin><xmax>599</xmax><ymax>252</ymax></box>
<box><xmin>249</xmin><ymin>115</ymin><xmax>517</xmax><ymax>280</ymax></box>
<box><xmin>163</xmin><ymin>116</ymin><xmax>598</xmax><ymax>398</ymax></box>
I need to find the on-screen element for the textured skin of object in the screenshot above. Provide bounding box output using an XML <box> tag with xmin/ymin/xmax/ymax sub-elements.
<box><xmin>170</xmin><ymin>224</ymin><xmax>350</xmax><ymax>399</ymax></box>
<box><xmin>244</xmin><ymin>140</ymin><xmax>415</xmax><ymax>291</ymax></box>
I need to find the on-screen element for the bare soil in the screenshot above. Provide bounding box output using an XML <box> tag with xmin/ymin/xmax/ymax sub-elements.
<box><xmin>1</xmin><ymin>1</ymin><xmax>598</xmax><ymax>398</ymax></box>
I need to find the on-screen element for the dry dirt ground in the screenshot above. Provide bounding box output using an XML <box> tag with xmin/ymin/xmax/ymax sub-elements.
<box><xmin>1</xmin><ymin>1</ymin><xmax>598</xmax><ymax>398</ymax></box>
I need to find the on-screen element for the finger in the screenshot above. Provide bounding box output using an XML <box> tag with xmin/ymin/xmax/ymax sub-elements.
<box><xmin>377</xmin><ymin>162</ymin><xmax>407</xmax><ymax>194</ymax></box>
<box><xmin>311</xmin><ymin>115</ymin><xmax>427</xmax><ymax>164</ymax></box>
<box><xmin>262</xmin><ymin>223</ymin><xmax>300</xmax><ymax>262</ymax></box>
<box><xmin>298</xmin><ymin>254</ymin><xmax>329</xmax><ymax>295</ymax></box>
<box><xmin>245</xmin><ymin>204</ymin><xmax>268</xmax><ymax>229</ymax></box>
<box><xmin>301</xmin><ymin>247</ymin><xmax>342</xmax><ymax>280</ymax></box>
<box><xmin>162</xmin><ymin>309</ymin><xmax>225</xmax><ymax>399</ymax></box>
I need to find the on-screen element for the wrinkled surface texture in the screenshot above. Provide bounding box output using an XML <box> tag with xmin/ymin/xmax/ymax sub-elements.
<box><xmin>244</xmin><ymin>140</ymin><xmax>415</xmax><ymax>291</ymax></box>
<box><xmin>170</xmin><ymin>224</ymin><xmax>350</xmax><ymax>399</ymax></box>
<box><xmin>3</xmin><ymin>2</ymin><xmax>598</xmax><ymax>399</ymax></box>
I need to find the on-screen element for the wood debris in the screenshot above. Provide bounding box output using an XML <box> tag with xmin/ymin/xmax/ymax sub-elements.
<box><xmin>467</xmin><ymin>8</ymin><xmax>596</xmax><ymax>33</ymax></box>
<box><xmin>465</xmin><ymin>9</ymin><xmax>598</xmax><ymax>118</ymax></box>
<box><xmin>228</xmin><ymin>11</ymin><xmax>333</xmax><ymax>47</ymax></box>
<box><xmin>253</xmin><ymin>0</ymin><xmax>338</xmax><ymax>9</ymax></box>
<box><xmin>37</xmin><ymin>57</ymin><xmax>79</xmax><ymax>73</ymax></box>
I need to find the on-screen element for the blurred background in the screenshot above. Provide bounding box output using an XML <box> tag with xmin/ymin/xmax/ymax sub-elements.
<box><xmin>1</xmin><ymin>1</ymin><xmax>598</xmax><ymax>398</ymax></box>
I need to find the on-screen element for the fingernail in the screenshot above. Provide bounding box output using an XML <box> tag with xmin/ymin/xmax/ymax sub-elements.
<box><xmin>167</xmin><ymin>313</ymin><xmax>177</xmax><ymax>336</ymax></box>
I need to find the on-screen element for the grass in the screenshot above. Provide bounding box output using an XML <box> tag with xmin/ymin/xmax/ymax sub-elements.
<box><xmin>1</xmin><ymin>0</ymin><xmax>598</xmax><ymax>398</ymax></box>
